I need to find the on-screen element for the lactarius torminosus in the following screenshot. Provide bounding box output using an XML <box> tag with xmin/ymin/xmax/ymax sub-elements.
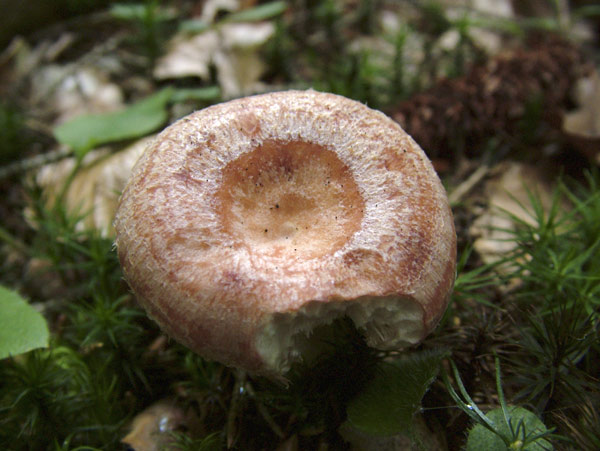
<box><xmin>114</xmin><ymin>90</ymin><xmax>456</xmax><ymax>376</ymax></box>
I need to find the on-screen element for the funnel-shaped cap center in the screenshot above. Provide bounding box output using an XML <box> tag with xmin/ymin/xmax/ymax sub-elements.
<box><xmin>217</xmin><ymin>141</ymin><xmax>365</xmax><ymax>260</ymax></box>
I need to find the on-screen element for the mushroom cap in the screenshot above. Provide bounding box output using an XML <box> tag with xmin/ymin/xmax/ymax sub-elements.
<box><xmin>114</xmin><ymin>90</ymin><xmax>456</xmax><ymax>376</ymax></box>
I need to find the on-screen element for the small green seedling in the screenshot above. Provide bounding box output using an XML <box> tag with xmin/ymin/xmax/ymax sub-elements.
<box><xmin>444</xmin><ymin>356</ymin><xmax>555</xmax><ymax>450</ymax></box>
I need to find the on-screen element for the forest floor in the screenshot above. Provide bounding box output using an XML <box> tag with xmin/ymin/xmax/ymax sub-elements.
<box><xmin>0</xmin><ymin>1</ymin><xmax>599</xmax><ymax>450</ymax></box>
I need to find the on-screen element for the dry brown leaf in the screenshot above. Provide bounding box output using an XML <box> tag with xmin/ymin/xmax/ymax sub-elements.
<box><xmin>154</xmin><ymin>0</ymin><xmax>274</xmax><ymax>98</ymax></box>
<box><xmin>469</xmin><ymin>162</ymin><xmax>556</xmax><ymax>270</ymax></box>
<box><xmin>33</xmin><ymin>136</ymin><xmax>153</xmax><ymax>237</ymax></box>
<box><xmin>154</xmin><ymin>32</ymin><xmax>218</xmax><ymax>81</ymax></box>
<box><xmin>563</xmin><ymin>69</ymin><xmax>600</xmax><ymax>165</ymax></box>
<box><xmin>31</xmin><ymin>64</ymin><xmax>124</xmax><ymax>125</ymax></box>
<box><xmin>439</xmin><ymin>0</ymin><xmax>514</xmax><ymax>54</ymax></box>
<box><xmin>121</xmin><ymin>400</ymin><xmax>188</xmax><ymax>451</ymax></box>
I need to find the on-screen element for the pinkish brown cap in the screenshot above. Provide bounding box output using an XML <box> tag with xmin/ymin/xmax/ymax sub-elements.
<box><xmin>114</xmin><ymin>90</ymin><xmax>456</xmax><ymax>376</ymax></box>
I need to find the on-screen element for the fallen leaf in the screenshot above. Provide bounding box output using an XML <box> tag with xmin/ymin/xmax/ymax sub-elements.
<box><xmin>469</xmin><ymin>162</ymin><xmax>557</xmax><ymax>271</ymax></box>
<box><xmin>154</xmin><ymin>1</ymin><xmax>277</xmax><ymax>98</ymax></box>
<box><xmin>563</xmin><ymin>69</ymin><xmax>600</xmax><ymax>165</ymax></box>
<box><xmin>30</xmin><ymin>64</ymin><xmax>124</xmax><ymax>124</ymax></box>
<box><xmin>154</xmin><ymin>32</ymin><xmax>219</xmax><ymax>81</ymax></box>
<box><xmin>122</xmin><ymin>400</ymin><xmax>188</xmax><ymax>451</ymax></box>
<box><xmin>34</xmin><ymin>136</ymin><xmax>153</xmax><ymax>237</ymax></box>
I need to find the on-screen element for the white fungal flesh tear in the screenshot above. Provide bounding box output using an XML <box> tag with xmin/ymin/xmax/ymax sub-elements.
<box><xmin>256</xmin><ymin>296</ymin><xmax>424</xmax><ymax>373</ymax></box>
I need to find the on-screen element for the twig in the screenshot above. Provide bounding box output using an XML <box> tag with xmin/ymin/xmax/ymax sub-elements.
<box><xmin>449</xmin><ymin>164</ymin><xmax>490</xmax><ymax>205</ymax></box>
<box><xmin>0</xmin><ymin>226</ymin><xmax>29</xmax><ymax>255</ymax></box>
<box><xmin>245</xmin><ymin>380</ymin><xmax>285</xmax><ymax>439</ymax></box>
<box><xmin>0</xmin><ymin>146</ymin><xmax>72</xmax><ymax>180</ymax></box>
<box><xmin>226</xmin><ymin>369</ymin><xmax>246</xmax><ymax>449</ymax></box>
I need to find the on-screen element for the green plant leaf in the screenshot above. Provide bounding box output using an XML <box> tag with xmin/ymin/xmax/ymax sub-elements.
<box><xmin>0</xmin><ymin>285</ymin><xmax>49</xmax><ymax>359</ymax></box>
<box><xmin>110</xmin><ymin>3</ymin><xmax>175</xmax><ymax>22</ymax></box>
<box><xmin>179</xmin><ymin>19</ymin><xmax>210</xmax><ymax>33</ymax></box>
<box><xmin>226</xmin><ymin>1</ymin><xmax>288</xmax><ymax>23</ymax></box>
<box><xmin>573</xmin><ymin>5</ymin><xmax>600</xmax><ymax>20</ymax></box>
<box><xmin>53</xmin><ymin>87</ymin><xmax>174</xmax><ymax>158</ymax></box>
<box><xmin>467</xmin><ymin>407</ymin><xmax>553</xmax><ymax>451</ymax></box>
<box><xmin>170</xmin><ymin>86</ymin><xmax>221</xmax><ymax>103</ymax></box>
<box><xmin>346</xmin><ymin>348</ymin><xmax>448</xmax><ymax>436</ymax></box>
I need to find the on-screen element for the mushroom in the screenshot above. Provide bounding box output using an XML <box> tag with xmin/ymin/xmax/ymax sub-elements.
<box><xmin>114</xmin><ymin>90</ymin><xmax>456</xmax><ymax>376</ymax></box>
